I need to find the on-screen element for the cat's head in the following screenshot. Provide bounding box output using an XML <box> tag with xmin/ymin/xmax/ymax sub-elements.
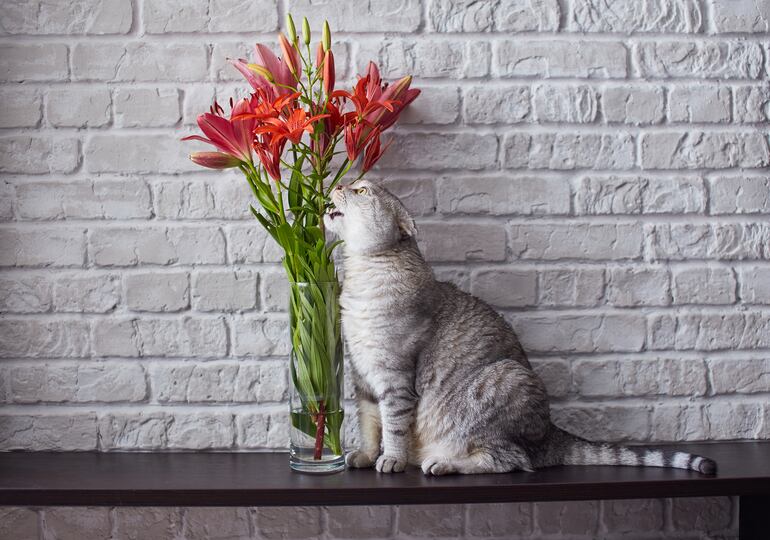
<box><xmin>324</xmin><ymin>180</ymin><xmax>417</xmax><ymax>255</ymax></box>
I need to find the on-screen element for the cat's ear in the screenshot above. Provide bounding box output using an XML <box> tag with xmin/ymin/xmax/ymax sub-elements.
<box><xmin>396</xmin><ymin>208</ymin><xmax>417</xmax><ymax>239</ymax></box>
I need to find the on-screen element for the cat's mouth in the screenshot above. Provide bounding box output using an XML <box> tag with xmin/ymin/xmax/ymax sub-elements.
<box><xmin>327</xmin><ymin>210</ymin><xmax>344</xmax><ymax>219</ymax></box>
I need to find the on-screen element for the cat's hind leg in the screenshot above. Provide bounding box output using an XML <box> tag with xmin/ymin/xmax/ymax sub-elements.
<box><xmin>421</xmin><ymin>444</ymin><xmax>533</xmax><ymax>476</ymax></box>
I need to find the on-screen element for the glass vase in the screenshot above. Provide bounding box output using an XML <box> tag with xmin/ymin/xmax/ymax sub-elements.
<box><xmin>288</xmin><ymin>281</ymin><xmax>345</xmax><ymax>473</ymax></box>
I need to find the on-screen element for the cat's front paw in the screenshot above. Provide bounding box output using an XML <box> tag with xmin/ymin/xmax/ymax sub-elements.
<box><xmin>421</xmin><ymin>456</ymin><xmax>457</xmax><ymax>476</ymax></box>
<box><xmin>375</xmin><ymin>454</ymin><xmax>407</xmax><ymax>473</ymax></box>
<box><xmin>345</xmin><ymin>450</ymin><xmax>376</xmax><ymax>469</ymax></box>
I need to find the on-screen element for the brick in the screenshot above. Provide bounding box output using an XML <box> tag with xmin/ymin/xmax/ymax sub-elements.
<box><xmin>465</xmin><ymin>41</ymin><xmax>491</xmax><ymax>78</ymax></box>
<box><xmin>225</xmin><ymin>224</ymin><xmax>283</xmax><ymax>264</ymax></box>
<box><xmin>231</xmin><ymin>316</ymin><xmax>290</xmax><ymax>356</ymax></box>
<box><xmin>496</xmin><ymin>41</ymin><xmax>627</xmax><ymax>78</ymax></box>
<box><xmin>9</xmin><ymin>363</ymin><xmax>75</xmax><ymax>402</ymax></box>
<box><xmin>471</xmin><ymin>269</ymin><xmax>537</xmax><ymax>308</ymax></box>
<box><xmin>92</xmin><ymin>317</ymin><xmax>227</xmax><ymax>358</ymax></box>
<box><xmin>0</xmin><ymin>227</ymin><xmax>85</xmax><ymax>267</ymax></box>
<box><xmin>709</xmin><ymin>357</ymin><xmax>770</xmax><ymax>394</ymax></box>
<box><xmin>672</xmin><ymin>311</ymin><xmax>770</xmax><ymax>350</ymax></box>
<box><xmin>114</xmin><ymin>88</ymin><xmax>181</xmax><ymax>127</ymax></box>
<box><xmin>531</xmin><ymin>359</ymin><xmax>570</xmax><ymax>398</ymax></box>
<box><xmin>237</xmin><ymin>410</ymin><xmax>289</xmax><ymax>448</ymax></box>
<box><xmin>710</xmin><ymin>176</ymin><xmax>770</xmax><ymax>214</ymax></box>
<box><xmin>398</xmin><ymin>505</ymin><xmax>463</xmax><ymax>537</ymax></box>
<box><xmin>326</xmin><ymin>506</ymin><xmax>392</xmax><ymax>539</ymax></box>
<box><xmin>418</xmin><ymin>222</ymin><xmax>507</xmax><ymax>262</ymax></box>
<box><xmin>428</xmin><ymin>0</ymin><xmax>496</xmax><ymax>32</ymax></box>
<box><xmin>89</xmin><ymin>226</ymin><xmax>225</xmax><ymax>266</ymax></box>
<box><xmin>573</xmin><ymin>357</ymin><xmax>707</xmax><ymax>398</ymax></box>
<box><xmin>672</xmin><ymin>497</ymin><xmax>732</xmax><ymax>532</ymax></box>
<box><xmin>636</xmin><ymin>41</ymin><xmax>763</xmax><ymax>79</ymax></box>
<box><xmin>378</xmin><ymin>132</ymin><xmax>498</xmax><ymax>170</ymax></box>
<box><xmin>144</xmin><ymin>0</ymin><xmax>277</xmax><ymax>33</ymax></box>
<box><xmin>99</xmin><ymin>412</ymin><xmax>234</xmax><ymax>450</ymax></box>
<box><xmin>0</xmin><ymin>414</ymin><xmax>97</xmax><ymax>450</ymax></box>
<box><xmin>0</xmin><ymin>43</ymin><xmax>68</xmax><ymax>81</ymax></box>
<box><xmin>378</xmin><ymin>177</ymin><xmax>436</xmax><ymax>216</ymax></box>
<box><xmin>463</xmin><ymin>85</ymin><xmax>530</xmax><ymax>124</ymax></box>
<box><xmin>606</xmin><ymin>267</ymin><xmax>671</xmax><ymax>306</ymax></box>
<box><xmin>538</xmin><ymin>268</ymin><xmax>605</xmax><ymax>307</ymax></box>
<box><xmin>185</xmin><ymin>508</ymin><xmax>251</xmax><ymax>540</ymax></box>
<box><xmin>648</xmin><ymin>223</ymin><xmax>770</xmax><ymax>261</ymax></box>
<box><xmin>650</xmin><ymin>403</ymin><xmax>708</xmax><ymax>440</ymax></box>
<box><xmin>78</xmin><ymin>362</ymin><xmax>147</xmax><ymax>402</ymax></box>
<box><xmin>125</xmin><ymin>272</ymin><xmax>189</xmax><ymax>312</ymax></box>
<box><xmin>290</xmin><ymin>0</ymin><xmax>419</xmax><ymax>31</ymax></box>
<box><xmin>514</xmin><ymin>313</ymin><xmax>646</xmax><ymax>353</ymax></box>
<box><xmin>552</xmin><ymin>405</ymin><xmax>651</xmax><ymax>441</ymax></box>
<box><xmin>256</xmin><ymin>506</ymin><xmax>322</xmax><ymax>539</ymax></box>
<box><xmin>153</xmin><ymin>177</ymin><xmax>250</xmax><ymax>220</ymax></box>
<box><xmin>72</xmin><ymin>42</ymin><xmax>208</xmax><ymax>81</ymax></box>
<box><xmin>46</xmin><ymin>88</ymin><xmax>111</xmax><ymax>127</ymax></box>
<box><xmin>603</xmin><ymin>499</ymin><xmax>664</xmax><ymax>533</ymax></box>
<box><xmin>710</xmin><ymin>0</ymin><xmax>770</xmax><ymax>32</ymax></box>
<box><xmin>570</xmin><ymin>0</ymin><xmax>701</xmax><ymax>32</ymax></box>
<box><xmin>438</xmin><ymin>176</ymin><xmax>569</xmax><ymax>215</ymax></box>
<box><xmin>0</xmin><ymin>0</ymin><xmax>132</xmax><ymax>34</ymax></box>
<box><xmin>668</xmin><ymin>85</ymin><xmax>731</xmax><ymax>123</ymax></box>
<box><xmin>0</xmin><ymin>508</ymin><xmax>38</xmax><ymax>539</ymax></box>
<box><xmin>0</xmin><ymin>274</ymin><xmax>53</xmax><ymax>312</ymax></box>
<box><xmin>53</xmin><ymin>273</ymin><xmax>120</xmax><ymax>312</ymax></box>
<box><xmin>535</xmin><ymin>501</ymin><xmax>599</xmax><ymax>535</ymax></box>
<box><xmin>533</xmin><ymin>85</ymin><xmax>598</xmax><ymax>123</ymax></box>
<box><xmin>641</xmin><ymin>132</ymin><xmax>770</xmax><ymax>169</ymax></box>
<box><xmin>183</xmin><ymin>85</ymin><xmax>216</xmax><ymax>125</ymax></box>
<box><xmin>113</xmin><ymin>507</ymin><xmax>182</xmax><ymax>540</ymax></box>
<box><xmin>672</xmin><ymin>267</ymin><xmax>736</xmax><ymax>304</ymax></box>
<box><xmin>510</xmin><ymin>223</ymin><xmax>643</xmax><ymax>260</ymax></box>
<box><xmin>0</xmin><ymin>180</ymin><xmax>13</xmax><ymax>220</ymax></box>
<box><xmin>86</xmin><ymin>134</ymin><xmax>199</xmax><ymax>173</ymax></box>
<box><xmin>401</xmin><ymin>86</ymin><xmax>460</xmax><ymax>125</ymax></box>
<box><xmin>494</xmin><ymin>0</ymin><xmax>560</xmax><ymax>31</ymax></box>
<box><xmin>358</xmin><ymin>39</ymin><xmax>484</xmax><ymax>79</ymax></box>
<box><xmin>576</xmin><ymin>176</ymin><xmax>642</xmax><ymax>214</ymax></box>
<box><xmin>705</xmin><ymin>402</ymin><xmax>764</xmax><ymax>439</ymax></box>
<box><xmin>643</xmin><ymin>177</ymin><xmax>706</xmax><ymax>214</ymax></box>
<box><xmin>733</xmin><ymin>85</ymin><xmax>770</xmax><ymax>123</ymax></box>
<box><xmin>466</xmin><ymin>502</ymin><xmax>532</xmax><ymax>537</ymax></box>
<box><xmin>260</xmin><ymin>270</ymin><xmax>289</xmax><ymax>312</ymax></box>
<box><xmin>0</xmin><ymin>88</ymin><xmax>42</xmax><ymax>127</ymax></box>
<box><xmin>0</xmin><ymin>319</ymin><xmax>89</xmax><ymax>358</ymax></box>
<box><xmin>740</xmin><ymin>266</ymin><xmax>770</xmax><ymax>304</ymax></box>
<box><xmin>192</xmin><ymin>270</ymin><xmax>258</xmax><ymax>312</ymax></box>
<box><xmin>152</xmin><ymin>360</ymin><xmax>287</xmax><ymax>403</ymax></box>
<box><xmin>602</xmin><ymin>85</ymin><xmax>664</xmax><ymax>125</ymax></box>
<box><xmin>43</xmin><ymin>508</ymin><xmax>111</xmax><ymax>540</ymax></box>
<box><xmin>15</xmin><ymin>180</ymin><xmax>152</xmax><ymax>219</ymax></box>
<box><xmin>503</xmin><ymin>133</ymin><xmax>635</xmax><ymax>170</ymax></box>
<box><xmin>0</xmin><ymin>136</ymin><xmax>79</xmax><ymax>174</ymax></box>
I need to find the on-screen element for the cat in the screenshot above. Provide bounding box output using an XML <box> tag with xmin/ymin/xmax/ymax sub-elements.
<box><xmin>324</xmin><ymin>180</ymin><xmax>717</xmax><ymax>476</ymax></box>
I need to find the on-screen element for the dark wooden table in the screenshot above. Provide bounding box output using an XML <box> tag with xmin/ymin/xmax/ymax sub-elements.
<box><xmin>1</xmin><ymin>442</ymin><xmax>768</xmax><ymax>538</ymax></box>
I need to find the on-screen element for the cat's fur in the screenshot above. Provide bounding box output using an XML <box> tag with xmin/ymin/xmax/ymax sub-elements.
<box><xmin>324</xmin><ymin>180</ymin><xmax>717</xmax><ymax>476</ymax></box>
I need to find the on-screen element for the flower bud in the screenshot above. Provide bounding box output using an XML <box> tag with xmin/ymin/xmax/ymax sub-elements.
<box><xmin>279</xmin><ymin>33</ymin><xmax>300</xmax><ymax>76</ymax></box>
<box><xmin>315</xmin><ymin>42</ymin><xmax>325</xmax><ymax>69</ymax></box>
<box><xmin>322</xmin><ymin>20</ymin><xmax>331</xmax><ymax>51</ymax></box>
<box><xmin>323</xmin><ymin>50</ymin><xmax>335</xmax><ymax>95</ymax></box>
<box><xmin>190</xmin><ymin>151</ymin><xmax>241</xmax><ymax>169</ymax></box>
<box><xmin>286</xmin><ymin>13</ymin><xmax>297</xmax><ymax>44</ymax></box>
<box><xmin>302</xmin><ymin>17</ymin><xmax>311</xmax><ymax>45</ymax></box>
<box><xmin>247</xmin><ymin>63</ymin><xmax>274</xmax><ymax>82</ymax></box>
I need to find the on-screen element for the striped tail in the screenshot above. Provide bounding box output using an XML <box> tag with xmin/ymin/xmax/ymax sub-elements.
<box><xmin>540</xmin><ymin>427</ymin><xmax>717</xmax><ymax>475</ymax></box>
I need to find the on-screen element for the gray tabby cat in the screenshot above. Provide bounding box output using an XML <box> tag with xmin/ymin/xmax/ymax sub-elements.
<box><xmin>324</xmin><ymin>180</ymin><xmax>717</xmax><ymax>476</ymax></box>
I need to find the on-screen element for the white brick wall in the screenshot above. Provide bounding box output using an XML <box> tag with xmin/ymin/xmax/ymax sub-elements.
<box><xmin>1</xmin><ymin>0</ymin><xmax>767</xmax><ymax>537</ymax></box>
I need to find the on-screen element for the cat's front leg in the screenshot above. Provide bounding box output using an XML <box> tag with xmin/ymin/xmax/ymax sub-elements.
<box><xmin>346</xmin><ymin>398</ymin><xmax>381</xmax><ymax>468</ymax></box>
<box><xmin>375</xmin><ymin>385</ymin><xmax>416</xmax><ymax>473</ymax></box>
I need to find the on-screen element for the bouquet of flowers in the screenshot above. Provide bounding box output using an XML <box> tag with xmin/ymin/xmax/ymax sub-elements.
<box><xmin>183</xmin><ymin>15</ymin><xmax>419</xmax><ymax>470</ymax></box>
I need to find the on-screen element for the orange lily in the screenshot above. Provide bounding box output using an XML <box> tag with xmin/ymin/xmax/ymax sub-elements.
<box><xmin>255</xmin><ymin>108</ymin><xmax>329</xmax><ymax>146</ymax></box>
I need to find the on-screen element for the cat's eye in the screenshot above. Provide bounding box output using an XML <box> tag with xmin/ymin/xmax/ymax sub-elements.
<box><xmin>355</xmin><ymin>187</ymin><xmax>368</xmax><ymax>195</ymax></box>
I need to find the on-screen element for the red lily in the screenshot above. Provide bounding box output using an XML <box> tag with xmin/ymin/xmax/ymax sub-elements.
<box><xmin>361</xmin><ymin>128</ymin><xmax>391</xmax><ymax>172</ymax></box>
<box><xmin>254</xmin><ymin>142</ymin><xmax>283</xmax><ymax>181</ymax></box>
<box><xmin>229</xmin><ymin>43</ymin><xmax>297</xmax><ymax>97</ymax></box>
<box><xmin>255</xmin><ymin>108</ymin><xmax>329</xmax><ymax>146</ymax></box>
<box><xmin>366</xmin><ymin>75</ymin><xmax>420</xmax><ymax>130</ymax></box>
<box><xmin>322</xmin><ymin>50</ymin><xmax>335</xmax><ymax>96</ymax></box>
<box><xmin>182</xmin><ymin>102</ymin><xmax>255</xmax><ymax>163</ymax></box>
<box><xmin>189</xmin><ymin>151</ymin><xmax>242</xmax><ymax>169</ymax></box>
<box><xmin>344</xmin><ymin>121</ymin><xmax>379</xmax><ymax>162</ymax></box>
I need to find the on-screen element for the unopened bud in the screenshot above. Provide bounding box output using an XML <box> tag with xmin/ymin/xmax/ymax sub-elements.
<box><xmin>302</xmin><ymin>17</ymin><xmax>311</xmax><ymax>45</ymax></box>
<box><xmin>286</xmin><ymin>13</ymin><xmax>297</xmax><ymax>44</ymax></box>
<box><xmin>322</xmin><ymin>20</ymin><xmax>331</xmax><ymax>51</ymax></box>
